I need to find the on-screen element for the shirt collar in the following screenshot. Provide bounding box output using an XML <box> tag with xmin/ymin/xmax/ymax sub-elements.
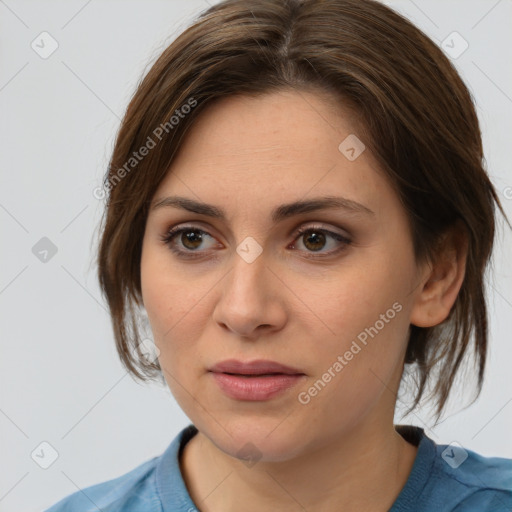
<box><xmin>156</xmin><ymin>424</ymin><xmax>199</xmax><ymax>512</ymax></box>
<box><xmin>389</xmin><ymin>425</ymin><xmax>437</xmax><ymax>511</ymax></box>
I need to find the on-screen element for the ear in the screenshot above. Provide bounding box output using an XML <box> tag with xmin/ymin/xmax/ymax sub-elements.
<box><xmin>410</xmin><ymin>221</ymin><xmax>469</xmax><ymax>328</ymax></box>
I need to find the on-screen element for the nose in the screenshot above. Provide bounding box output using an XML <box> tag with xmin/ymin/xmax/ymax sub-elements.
<box><xmin>212</xmin><ymin>249</ymin><xmax>287</xmax><ymax>340</ymax></box>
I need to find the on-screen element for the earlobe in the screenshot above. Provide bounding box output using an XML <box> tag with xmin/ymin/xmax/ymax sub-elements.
<box><xmin>410</xmin><ymin>222</ymin><xmax>468</xmax><ymax>328</ymax></box>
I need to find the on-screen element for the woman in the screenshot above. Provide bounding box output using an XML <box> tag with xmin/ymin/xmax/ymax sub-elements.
<box><xmin>45</xmin><ymin>0</ymin><xmax>512</xmax><ymax>510</ymax></box>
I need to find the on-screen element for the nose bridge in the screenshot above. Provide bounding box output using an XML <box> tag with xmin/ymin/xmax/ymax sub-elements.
<box><xmin>226</xmin><ymin>243</ymin><xmax>268</xmax><ymax>298</ymax></box>
<box><xmin>213</xmin><ymin>242</ymin><xmax>281</xmax><ymax>336</ymax></box>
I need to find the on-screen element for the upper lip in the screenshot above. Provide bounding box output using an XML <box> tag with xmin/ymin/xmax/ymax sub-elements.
<box><xmin>209</xmin><ymin>359</ymin><xmax>304</xmax><ymax>375</ymax></box>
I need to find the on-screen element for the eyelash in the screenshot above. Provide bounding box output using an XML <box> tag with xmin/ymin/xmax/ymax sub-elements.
<box><xmin>160</xmin><ymin>224</ymin><xmax>352</xmax><ymax>261</ymax></box>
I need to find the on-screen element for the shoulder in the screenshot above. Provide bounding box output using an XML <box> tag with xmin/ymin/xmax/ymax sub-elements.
<box><xmin>43</xmin><ymin>456</ymin><xmax>161</xmax><ymax>512</ymax></box>
<box><xmin>430</xmin><ymin>439</ymin><xmax>512</xmax><ymax>511</ymax></box>
<box><xmin>43</xmin><ymin>425</ymin><xmax>198</xmax><ymax>512</ymax></box>
<box><xmin>393</xmin><ymin>425</ymin><xmax>512</xmax><ymax>512</ymax></box>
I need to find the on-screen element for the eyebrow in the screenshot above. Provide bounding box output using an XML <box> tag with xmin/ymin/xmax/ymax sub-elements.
<box><xmin>150</xmin><ymin>195</ymin><xmax>374</xmax><ymax>222</ymax></box>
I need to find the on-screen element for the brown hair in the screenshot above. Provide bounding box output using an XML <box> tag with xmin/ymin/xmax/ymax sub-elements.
<box><xmin>96</xmin><ymin>0</ymin><xmax>509</xmax><ymax>423</ymax></box>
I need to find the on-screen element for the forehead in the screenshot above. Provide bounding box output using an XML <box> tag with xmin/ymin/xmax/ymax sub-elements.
<box><xmin>174</xmin><ymin>90</ymin><xmax>355</xmax><ymax>165</ymax></box>
<box><xmin>152</xmin><ymin>90</ymin><xmax>394</xmax><ymax>220</ymax></box>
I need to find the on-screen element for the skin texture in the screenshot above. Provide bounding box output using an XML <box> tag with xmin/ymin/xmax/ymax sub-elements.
<box><xmin>140</xmin><ymin>90</ymin><xmax>467</xmax><ymax>512</ymax></box>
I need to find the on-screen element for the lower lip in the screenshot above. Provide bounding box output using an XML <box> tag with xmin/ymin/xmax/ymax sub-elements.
<box><xmin>210</xmin><ymin>372</ymin><xmax>305</xmax><ymax>401</ymax></box>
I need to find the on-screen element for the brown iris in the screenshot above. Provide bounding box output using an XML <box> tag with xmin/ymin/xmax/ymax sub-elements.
<box><xmin>181</xmin><ymin>230</ymin><xmax>203</xmax><ymax>250</ymax></box>
<box><xmin>302</xmin><ymin>230</ymin><xmax>326</xmax><ymax>251</ymax></box>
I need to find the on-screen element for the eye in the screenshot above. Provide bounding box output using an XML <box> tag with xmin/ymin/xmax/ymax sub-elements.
<box><xmin>290</xmin><ymin>225</ymin><xmax>351</xmax><ymax>258</ymax></box>
<box><xmin>160</xmin><ymin>225</ymin><xmax>220</xmax><ymax>259</ymax></box>
<box><xmin>160</xmin><ymin>223</ymin><xmax>351</xmax><ymax>260</ymax></box>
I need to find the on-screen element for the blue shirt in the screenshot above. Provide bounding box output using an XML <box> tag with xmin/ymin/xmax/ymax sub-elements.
<box><xmin>44</xmin><ymin>424</ymin><xmax>512</xmax><ymax>511</ymax></box>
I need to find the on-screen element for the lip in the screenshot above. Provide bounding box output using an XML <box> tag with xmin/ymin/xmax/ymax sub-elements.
<box><xmin>208</xmin><ymin>359</ymin><xmax>306</xmax><ymax>401</ymax></box>
<box><xmin>208</xmin><ymin>359</ymin><xmax>304</xmax><ymax>375</ymax></box>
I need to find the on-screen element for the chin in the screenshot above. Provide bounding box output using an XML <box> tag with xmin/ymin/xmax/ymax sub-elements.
<box><xmin>201</xmin><ymin>414</ymin><xmax>308</xmax><ymax>464</ymax></box>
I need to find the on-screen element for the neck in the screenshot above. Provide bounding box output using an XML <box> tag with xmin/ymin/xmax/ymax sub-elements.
<box><xmin>180</xmin><ymin>420</ymin><xmax>418</xmax><ymax>512</ymax></box>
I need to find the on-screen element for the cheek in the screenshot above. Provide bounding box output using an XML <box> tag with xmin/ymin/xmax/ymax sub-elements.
<box><xmin>141</xmin><ymin>267</ymin><xmax>205</xmax><ymax>406</ymax></box>
<box><xmin>140</xmin><ymin>245</ymin><xmax>211</xmax><ymax>370</ymax></box>
<box><xmin>312</xmin><ymin>257</ymin><xmax>409</xmax><ymax>329</ymax></box>
<box><xmin>295</xmin><ymin>275</ymin><xmax>409</xmax><ymax>428</ymax></box>
<box><xmin>141</xmin><ymin>240</ymin><xmax>187</xmax><ymax>323</ymax></box>
<box><xmin>300</xmin><ymin>251</ymin><xmax>414</xmax><ymax>373</ymax></box>
<box><xmin>141</xmin><ymin>244</ymin><xmax>185</xmax><ymax>347</ymax></box>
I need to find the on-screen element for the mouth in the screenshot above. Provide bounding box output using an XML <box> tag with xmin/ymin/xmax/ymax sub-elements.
<box><xmin>219</xmin><ymin>372</ymin><xmax>294</xmax><ymax>377</ymax></box>
<box><xmin>208</xmin><ymin>359</ymin><xmax>306</xmax><ymax>401</ymax></box>
<box><xmin>208</xmin><ymin>358</ymin><xmax>305</xmax><ymax>376</ymax></box>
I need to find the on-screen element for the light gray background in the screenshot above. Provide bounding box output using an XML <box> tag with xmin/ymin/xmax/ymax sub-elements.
<box><xmin>0</xmin><ymin>1</ymin><xmax>511</xmax><ymax>511</ymax></box>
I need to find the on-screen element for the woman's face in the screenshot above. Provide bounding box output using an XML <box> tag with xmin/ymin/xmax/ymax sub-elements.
<box><xmin>141</xmin><ymin>90</ymin><xmax>428</xmax><ymax>461</ymax></box>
